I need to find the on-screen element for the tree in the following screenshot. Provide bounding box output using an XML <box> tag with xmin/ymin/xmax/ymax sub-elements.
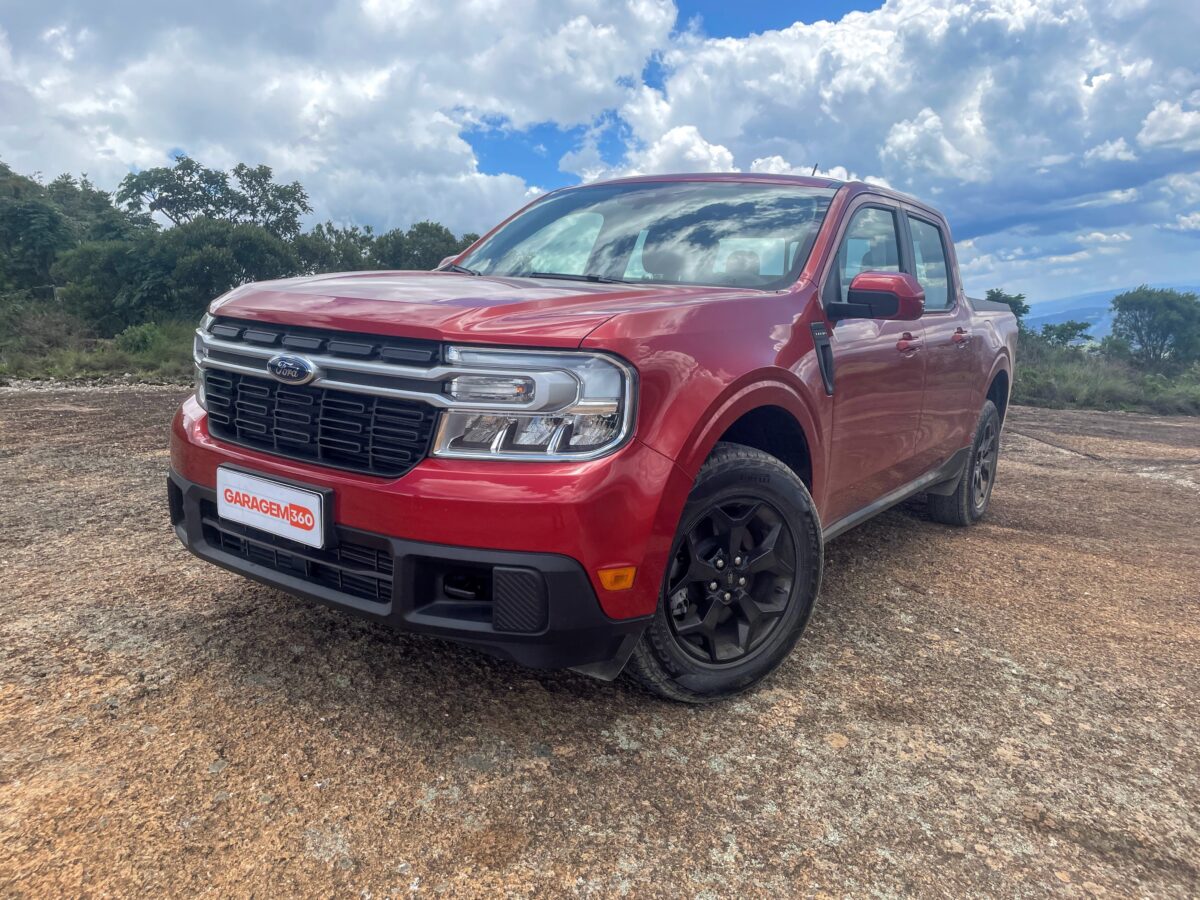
<box><xmin>1040</xmin><ymin>320</ymin><xmax>1092</xmax><ymax>347</ymax></box>
<box><xmin>294</xmin><ymin>222</ymin><xmax>376</xmax><ymax>274</ymax></box>
<box><xmin>52</xmin><ymin>238</ymin><xmax>160</xmax><ymax>334</ymax></box>
<box><xmin>116</xmin><ymin>155</ymin><xmax>312</xmax><ymax>239</ymax></box>
<box><xmin>0</xmin><ymin>196</ymin><xmax>72</xmax><ymax>290</ymax></box>
<box><xmin>47</xmin><ymin>173</ymin><xmax>152</xmax><ymax>242</ymax></box>
<box><xmin>403</xmin><ymin>220</ymin><xmax>461</xmax><ymax>269</ymax></box>
<box><xmin>369</xmin><ymin>228</ymin><xmax>407</xmax><ymax>269</ymax></box>
<box><xmin>986</xmin><ymin>287</ymin><xmax>1030</xmax><ymax>324</ymax></box>
<box><xmin>1111</xmin><ymin>285</ymin><xmax>1200</xmax><ymax>370</ymax></box>
<box><xmin>228</xmin><ymin>163</ymin><xmax>312</xmax><ymax>239</ymax></box>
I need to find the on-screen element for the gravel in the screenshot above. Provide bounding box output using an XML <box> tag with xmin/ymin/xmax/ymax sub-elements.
<box><xmin>1</xmin><ymin>386</ymin><xmax>1197</xmax><ymax>897</ymax></box>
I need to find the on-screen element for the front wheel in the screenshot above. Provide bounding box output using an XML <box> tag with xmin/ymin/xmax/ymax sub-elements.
<box><xmin>625</xmin><ymin>443</ymin><xmax>823</xmax><ymax>703</ymax></box>
<box><xmin>927</xmin><ymin>399</ymin><xmax>1001</xmax><ymax>526</ymax></box>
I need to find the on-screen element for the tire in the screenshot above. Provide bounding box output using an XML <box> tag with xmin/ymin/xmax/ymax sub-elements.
<box><xmin>927</xmin><ymin>399</ymin><xmax>1001</xmax><ymax>527</ymax></box>
<box><xmin>625</xmin><ymin>442</ymin><xmax>823</xmax><ymax>703</ymax></box>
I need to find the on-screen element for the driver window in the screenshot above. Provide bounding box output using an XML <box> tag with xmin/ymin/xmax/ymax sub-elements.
<box><xmin>824</xmin><ymin>206</ymin><xmax>901</xmax><ymax>305</ymax></box>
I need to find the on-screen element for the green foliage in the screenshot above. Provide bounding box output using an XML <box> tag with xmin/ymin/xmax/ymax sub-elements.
<box><xmin>47</xmin><ymin>173</ymin><xmax>153</xmax><ymax>242</ymax></box>
<box><xmin>403</xmin><ymin>220</ymin><xmax>463</xmax><ymax>270</ymax></box>
<box><xmin>1111</xmin><ymin>285</ymin><xmax>1200</xmax><ymax>371</ymax></box>
<box><xmin>1039</xmin><ymin>319</ymin><xmax>1092</xmax><ymax>347</ymax></box>
<box><xmin>0</xmin><ymin>155</ymin><xmax>479</xmax><ymax>381</ymax></box>
<box><xmin>0</xmin><ymin>319</ymin><xmax>195</xmax><ymax>381</ymax></box>
<box><xmin>116</xmin><ymin>155</ymin><xmax>312</xmax><ymax>239</ymax></box>
<box><xmin>1013</xmin><ymin>328</ymin><xmax>1200</xmax><ymax>415</ymax></box>
<box><xmin>986</xmin><ymin>287</ymin><xmax>1030</xmax><ymax>323</ymax></box>
<box><xmin>295</xmin><ymin>222</ymin><xmax>376</xmax><ymax>273</ymax></box>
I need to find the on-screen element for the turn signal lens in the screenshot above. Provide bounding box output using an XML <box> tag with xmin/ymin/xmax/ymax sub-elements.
<box><xmin>597</xmin><ymin>566</ymin><xmax>637</xmax><ymax>591</ymax></box>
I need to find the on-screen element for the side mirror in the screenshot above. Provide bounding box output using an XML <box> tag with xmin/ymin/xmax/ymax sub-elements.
<box><xmin>827</xmin><ymin>272</ymin><xmax>925</xmax><ymax>321</ymax></box>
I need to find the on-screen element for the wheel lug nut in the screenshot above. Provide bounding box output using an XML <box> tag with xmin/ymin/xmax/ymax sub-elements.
<box><xmin>734</xmin><ymin>556</ymin><xmax>743</xmax><ymax>565</ymax></box>
<box><xmin>716</xmin><ymin>559</ymin><xmax>725</xmax><ymax>569</ymax></box>
<box><xmin>738</xmin><ymin>577</ymin><xmax>746</xmax><ymax>586</ymax></box>
<box><xmin>709</xmin><ymin>581</ymin><xmax>719</xmax><ymax>590</ymax></box>
<box><xmin>723</xmin><ymin>592</ymin><xmax>732</xmax><ymax>601</ymax></box>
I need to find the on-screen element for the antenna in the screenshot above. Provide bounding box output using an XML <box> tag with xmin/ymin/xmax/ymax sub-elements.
<box><xmin>811</xmin><ymin>163</ymin><xmax>818</xmax><ymax>176</ymax></box>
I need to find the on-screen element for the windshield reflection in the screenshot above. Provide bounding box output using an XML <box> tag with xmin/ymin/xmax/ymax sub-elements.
<box><xmin>461</xmin><ymin>181</ymin><xmax>837</xmax><ymax>291</ymax></box>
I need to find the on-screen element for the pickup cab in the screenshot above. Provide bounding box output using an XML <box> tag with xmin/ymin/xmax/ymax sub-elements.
<box><xmin>169</xmin><ymin>173</ymin><xmax>1017</xmax><ymax>702</ymax></box>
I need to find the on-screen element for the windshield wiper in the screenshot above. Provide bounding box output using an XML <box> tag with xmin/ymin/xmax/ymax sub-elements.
<box><xmin>438</xmin><ymin>263</ymin><xmax>481</xmax><ymax>275</ymax></box>
<box><xmin>527</xmin><ymin>271</ymin><xmax>628</xmax><ymax>284</ymax></box>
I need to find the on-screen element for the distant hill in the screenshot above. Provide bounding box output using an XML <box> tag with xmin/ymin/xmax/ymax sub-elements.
<box><xmin>1026</xmin><ymin>283</ymin><xmax>1200</xmax><ymax>340</ymax></box>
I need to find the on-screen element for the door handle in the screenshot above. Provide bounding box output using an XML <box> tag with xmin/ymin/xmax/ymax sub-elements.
<box><xmin>896</xmin><ymin>333</ymin><xmax>922</xmax><ymax>352</ymax></box>
<box><xmin>952</xmin><ymin>327</ymin><xmax>972</xmax><ymax>346</ymax></box>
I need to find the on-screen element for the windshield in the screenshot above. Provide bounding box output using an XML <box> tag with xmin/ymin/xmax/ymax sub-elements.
<box><xmin>460</xmin><ymin>181</ymin><xmax>837</xmax><ymax>291</ymax></box>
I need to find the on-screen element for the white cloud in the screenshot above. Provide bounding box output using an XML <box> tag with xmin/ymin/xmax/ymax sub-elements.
<box><xmin>1163</xmin><ymin>171</ymin><xmax>1200</xmax><ymax>204</ymax></box>
<box><xmin>1137</xmin><ymin>100</ymin><xmax>1200</xmax><ymax>152</ymax></box>
<box><xmin>1162</xmin><ymin>211</ymin><xmax>1200</xmax><ymax>232</ymax></box>
<box><xmin>622</xmin><ymin>125</ymin><xmax>737</xmax><ymax>175</ymax></box>
<box><xmin>1070</xmin><ymin>187</ymin><xmax>1140</xmax><ymax>207</ymax></box>
<box><xmin>2</xmin><ymin>0</ymin><xmax>1200</xmax><ymax>299</ymax></box>
<box><xmin>748</xmin><ymin>155</ymin><xmax>890</xmax><ymax>187</ymax></box>
<box><xmin>0</xmin><ymin>1</ymin><xmax>677</xmax><ymax>233</ymax></box>
<box><xmin>1084</xmin><ymin>137</ymin><xmax>1137</xmax><ymax>162</ymax></box>
<box><xmin>1078</xmin><ymin>231</ymin><xmax>1132</xmax><ymax>243</ymax></box>
<box><xmin>881</xmin><ymin>108</ymin><xmax>987</xmax><ymax>182</ymax></box>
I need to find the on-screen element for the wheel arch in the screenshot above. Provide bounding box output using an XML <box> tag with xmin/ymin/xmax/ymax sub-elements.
<box><xmin>985</xmin><ymin>359</ymin><xmax>1012</xmax><ymax>423</ymax></box>
<box><xmin>673</xmin><ymin>377</ymin><xmax>824</xmax><ymax>503</ymax></box>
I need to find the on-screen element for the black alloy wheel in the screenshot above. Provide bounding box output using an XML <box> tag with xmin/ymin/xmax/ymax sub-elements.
<box><xmin>624</xmin><ymin>442</ymin><xmax>823</xmax><ymax>703</ymax></box>
<box><xmin>972</xmin><ymin>415</ymin><xmax>998</xmax><ymax>511</ymax></box>
<box><xmin>664</xmin><ymin>499</ymin><xmax>797</xmax><ymax>665</ymax></box>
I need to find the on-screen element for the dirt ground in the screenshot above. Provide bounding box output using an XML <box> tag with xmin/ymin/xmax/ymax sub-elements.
<box><xmin>0</xmin><ymin>384</ymin><xmax>1197</xmax><ymax>898</ymax></box>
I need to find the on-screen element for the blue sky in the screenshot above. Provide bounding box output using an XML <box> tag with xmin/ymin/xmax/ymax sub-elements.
<box><xmin>465</xmin><ymin>2</ymin><xmax>880</xmax><ymax>194</ymax></box>
<box><xmin>1</xmin><ymin>0</ymin><xmax>1198</xmax><ymax>302</ymax></box>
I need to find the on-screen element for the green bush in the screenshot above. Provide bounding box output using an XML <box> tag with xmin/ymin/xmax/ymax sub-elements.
<box><xmin>1013</xmin><ymin>333</ymin><xmax>1200</xmax><ymax>415</ymax></box>
<box><xmin>0</xmin><ymin>315</ymin><xmax>193</xmax><ymax>381</ymax></box>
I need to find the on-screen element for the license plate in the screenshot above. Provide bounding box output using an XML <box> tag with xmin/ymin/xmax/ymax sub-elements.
<box><xmin>217</xmin><ymin>468</ymin><xmax>325</xmax><ymax>548</ymax></box>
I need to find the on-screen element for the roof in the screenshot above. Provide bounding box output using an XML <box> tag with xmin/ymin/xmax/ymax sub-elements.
<box><xmin>579</xmin><ymin>171</ymin><xmax>845</xmax><ymax>190</ymax></box>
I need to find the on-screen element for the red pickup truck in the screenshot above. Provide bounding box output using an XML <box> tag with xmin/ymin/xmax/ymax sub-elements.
<box><xmin>169</xmin><ymin>173</ymin><xmax>1017</xmax><ymax>702</ymax></box>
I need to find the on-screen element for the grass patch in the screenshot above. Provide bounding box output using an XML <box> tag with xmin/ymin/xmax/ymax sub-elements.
<box><xmin>1013</xmin><ymin>334</ymin><xmax>1200</xmax><ymax>415</ymax></box>
<box><xmin>0</xmin><ymin>298</ymin><xmax>193</xmax><ymax>382</ymax></box>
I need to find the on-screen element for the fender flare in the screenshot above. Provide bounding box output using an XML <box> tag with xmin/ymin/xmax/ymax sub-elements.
<box><xmin>984</xmin><ymin>352</ymin><xmax>1013</xmax><ymax>409</ymax></box>
<box><xmin>673</xmin><ymin>372</ymin><xmax>825</xmax><ymax>498</ymax></box>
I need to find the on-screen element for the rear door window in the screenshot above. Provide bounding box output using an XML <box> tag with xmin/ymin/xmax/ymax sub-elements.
<box><xmin>906</xmin><ymin>216</ymin><xmax>952</xmax><ymax>311</ymax></box>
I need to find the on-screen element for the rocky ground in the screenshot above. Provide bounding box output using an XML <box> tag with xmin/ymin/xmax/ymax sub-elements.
<box><xmin>0</xmin><ymin>385</ymin><xmax>1197</xmax><ymax>898</ymax></box>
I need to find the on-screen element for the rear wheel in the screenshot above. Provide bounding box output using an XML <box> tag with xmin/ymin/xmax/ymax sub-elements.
<box><xmin>625</xmin><ymin>443</ymin><xmax>823</xmax><ymax>703</ymax></box>
<box><xmin>928</xmin><ymin>399</ymin><xmax>1001</xmax><ymax>526</ymax></box>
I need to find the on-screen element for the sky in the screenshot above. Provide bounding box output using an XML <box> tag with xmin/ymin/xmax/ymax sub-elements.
<box><xmin>1</xmin><ymin>0</ymin><xmax>1198</xmax><ymax>302</ymax></box>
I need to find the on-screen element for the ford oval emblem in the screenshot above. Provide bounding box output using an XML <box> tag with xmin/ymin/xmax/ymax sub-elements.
<box><xmin>267</xmin><ymin>354</ymin><xmax>317</xmax><ymax>385</ymax></box>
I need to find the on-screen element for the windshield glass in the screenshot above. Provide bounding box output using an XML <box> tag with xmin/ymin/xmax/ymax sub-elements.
<box><xmin>460</xmin><ymin>181</ymin><xmax>837</xmax><ymax>290</ymax></box>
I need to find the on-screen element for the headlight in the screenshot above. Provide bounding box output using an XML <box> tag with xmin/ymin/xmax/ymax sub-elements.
<box><xmin>193</xmin><ymin>313</ymin><xmax>214</xmax><ymax>410</ymax></box>
<box><xmin>432</xmin><ymin>346</ymin><xmax>635</xmax><ymax>460</ymax></box>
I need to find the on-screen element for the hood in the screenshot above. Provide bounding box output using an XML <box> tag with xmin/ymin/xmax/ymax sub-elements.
<box><xmin>210</xmin><ymin>270</ymin><xmax>752</xmax><ymax>347</ymax></box>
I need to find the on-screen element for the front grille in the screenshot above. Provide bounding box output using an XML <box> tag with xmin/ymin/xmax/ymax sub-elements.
<box><xmin>200</xmin><ymin>500</ymin><xmax>393</xmax><ymax>604</ymax></box>
<box><xmin>205</xmin><ymin>371</ymin><xmax>437</xmax><ymax>477</ymax></box>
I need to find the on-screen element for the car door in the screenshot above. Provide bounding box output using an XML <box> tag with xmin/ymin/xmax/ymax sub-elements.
<box><xmin>822</xmin><ymin>202</ymin><xmax>928</xmax><ymax>526</ymax></box>
<box><xmin>903</xmin><ymin>210</ymin><xmax>978</xmax><ymax>470</ymax></box>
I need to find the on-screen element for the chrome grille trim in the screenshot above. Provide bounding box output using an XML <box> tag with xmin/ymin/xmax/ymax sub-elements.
<box><xmin>196</xmin><ymin>329</ymin><xmax>583</xmax><ymax>412</ymax></box>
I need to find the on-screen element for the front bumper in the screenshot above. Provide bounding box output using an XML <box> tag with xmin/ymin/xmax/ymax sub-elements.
<box><xmin>169</xmin><ymin>396</ymin><xmax>696</xmax><ymax>672</ymax></box>
<box><xmin>169</xmin><ymin>469</ymin><xmax>649</xmax><ymax>673</ymax></box>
